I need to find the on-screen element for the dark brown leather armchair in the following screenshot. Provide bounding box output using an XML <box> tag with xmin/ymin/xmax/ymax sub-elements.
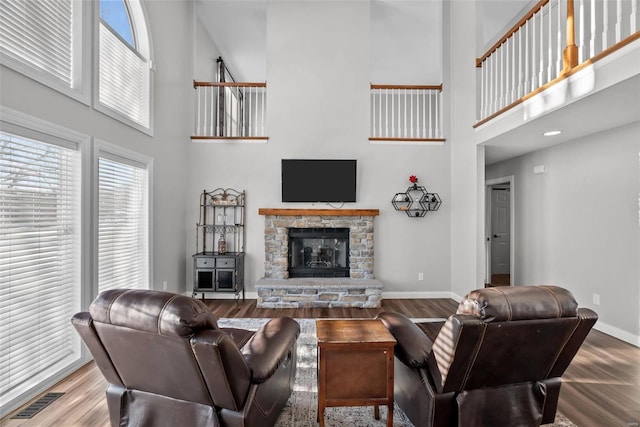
<box><xmin>71</xmin><ymin>289</ymin><xmax>300</xmax><ymax>427</ymax></box>
<box><xmin>377</xmin><ymin>285</ymin><xmax>597</xmax><ymax>427</ymax></box>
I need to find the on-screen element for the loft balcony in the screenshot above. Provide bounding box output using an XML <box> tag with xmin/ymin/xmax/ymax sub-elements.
<box><xmin>475</xmin><ymin>0</ymin><xmax>640</xmax><ymax>164</ymax></box>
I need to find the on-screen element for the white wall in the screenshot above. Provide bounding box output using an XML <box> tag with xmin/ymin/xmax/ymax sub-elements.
<box><xmin>444</xmin><ymin>0</ymin><xmax>485</xmax><ymax>298</ymax></box>
<box><xmin>187</xmin><ymin>1</ymin><xmax>453</xmax><ymax>296</ymax></box>
<box><xmin>0</xmin><ymin>0</ymin><xmax>194</xmax><ymax>294</ymax></box>
<box><xmin>486</xmin><ymin>122</ymin><xmax>640</xmax><ymax>344</ymax></box>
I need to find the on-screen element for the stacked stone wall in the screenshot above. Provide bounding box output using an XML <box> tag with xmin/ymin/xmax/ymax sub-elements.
<box><xmin>263</xmin><ymin>215</ymin><xmax>375</xmax><ymax>279</ymax></box>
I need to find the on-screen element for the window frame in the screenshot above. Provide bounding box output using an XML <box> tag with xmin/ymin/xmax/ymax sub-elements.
<box><xmin>92</xmin><ymin>139</ymin><xmax>153</xmax><ymax>296</ymax></box>
<box><xmin>0</xmin><ymin>0</ymin><xmax>91</xmax><ymax>104</ymax></box>
<box><xmin>94</xmin><ymin>0</ymin><xmax>155</xmax><ymax>135</ymax></box>
<box><xmin>0</xmin><ymin>106</ymin><xmax>91</xmax><ymax>418</ymax></box>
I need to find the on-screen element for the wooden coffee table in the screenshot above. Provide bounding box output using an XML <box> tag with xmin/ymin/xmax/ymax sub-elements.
<box><xmin>316</xmin><ymin>319</ymin><xmax>396</xmax><ymax>427</ymax></box>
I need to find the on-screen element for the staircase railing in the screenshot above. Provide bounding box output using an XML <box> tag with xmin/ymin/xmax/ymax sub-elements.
<box><xmin>192</xmin><ymin>81</ymin><xmax>267</xmax><ymax>140</ymax></box>
<box><xmin>476</xmin><ymin>0</ymin><xmax>640</xmax><ymax>126</ymax></box>
<box><xmin>370</xmin><ymin>84</ymin><xmax>445</xmax><ymax>142</ymax></box>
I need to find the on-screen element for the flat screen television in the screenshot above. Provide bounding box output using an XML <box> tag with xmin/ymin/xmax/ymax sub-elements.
<box><xmin>281</xmin><ymin>159</ymin><xmax>357</xmax><ymax>203</ymax></box>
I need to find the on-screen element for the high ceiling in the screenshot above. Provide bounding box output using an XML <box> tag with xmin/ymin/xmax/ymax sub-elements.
<box><xmin>194</xmin><ymin>1</ymin><xmax>639</xmax><ymax>165</ymax></box>
<box><xmin>194</xmin><ymin>0</ymin><xmax>531</xmax><ymax>84</ymax></box>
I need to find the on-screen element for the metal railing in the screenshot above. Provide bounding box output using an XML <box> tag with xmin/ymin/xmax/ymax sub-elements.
<box><xmin>370</xmin><ymin>84</ymin><xmax>445</xmax><ymax>142</ymax></box>
<box><xmin>476</xmin><ymin>0</ymin><xmax>640</xmax><ymax>125</ymax></box>
<box><xmin>192</xmin><ymin>81</ymin><xmax>267</xmax><ymax>140</ymax></box>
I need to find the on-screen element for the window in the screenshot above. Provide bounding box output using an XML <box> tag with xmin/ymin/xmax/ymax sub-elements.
<box><xmin>0</xmin><ymin>113</ymin><xmax>84</xmax><ymax>414</ymax></box>
<box><xmin>0</xmin><ymin>0</ymin><xmax>88</xmax><ymax>101</ymax></box>
<box><xmin>97</xmin><ymin>144</ymin><xmax>151</xmax><ymax>292</ymax></box>
<box><xmin>97</xmin><ymin>0</ymin><xmax>153</xmax><ymax>133</ymax></box>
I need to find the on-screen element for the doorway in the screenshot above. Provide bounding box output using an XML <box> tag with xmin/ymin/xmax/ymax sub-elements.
<box><xmin>485</xmin><ymin>176</ymin><xmax>515</xmax><ymax>287</ymax></box>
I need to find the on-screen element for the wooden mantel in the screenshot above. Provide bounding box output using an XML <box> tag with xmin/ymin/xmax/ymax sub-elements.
<box><xmin>258</xmin><ymin>208</ymin><xmax>379</xmax><ymax>217</ymax></box>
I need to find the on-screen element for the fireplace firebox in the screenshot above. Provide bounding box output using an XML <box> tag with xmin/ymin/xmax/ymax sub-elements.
<box><xmin>288</xmin><ymin>228</ymin><xmax>350</xmax><ymax>277</ymax></box>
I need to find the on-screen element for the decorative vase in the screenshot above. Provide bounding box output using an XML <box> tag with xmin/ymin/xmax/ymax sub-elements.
<box><xmin>218</xmin><ymin>238</ymin><xmax>227</xmax><ymax>254</ymax></box>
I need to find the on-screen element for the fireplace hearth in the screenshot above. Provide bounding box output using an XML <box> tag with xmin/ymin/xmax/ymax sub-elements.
<box><xmin>288</xmin><ymin>228</ymin><xmax>350</xmax><ymax>277</ymax></box>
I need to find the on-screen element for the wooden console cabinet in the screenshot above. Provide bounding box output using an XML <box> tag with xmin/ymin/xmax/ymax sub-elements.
<box><xmin>316</xmin><ymin>319</ymin><xmax>396</xmax><ymax>427</ymax></box>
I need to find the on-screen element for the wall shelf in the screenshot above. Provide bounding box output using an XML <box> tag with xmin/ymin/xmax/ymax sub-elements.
<box><xmin>392</xmin><ymin>184</ymin><xmax>441</xmax><ymax>218</ymax></box>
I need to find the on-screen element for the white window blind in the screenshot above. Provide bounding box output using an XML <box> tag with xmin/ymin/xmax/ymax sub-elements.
<box><xmin>98</xmin><ymin>22</ymin><xmax>150</xmax><ymax>129</ymax></box>
<box><xmin>98</xmin><ymin>154</ymin><xmax>149</xmax><ymax>292</ymax></box>
<box><xmin>0</xmin><ymin>130</ymin><xmax>81</xmax><ymax>410</ymax></box>
<box><xmin>0</xmin><ymin>0</ymin><xmax>73</xmax><ymax>87</ymax></box>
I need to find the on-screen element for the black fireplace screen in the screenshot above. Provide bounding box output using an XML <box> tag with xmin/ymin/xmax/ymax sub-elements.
<box><xmin>288</xmin><ymin>228</ymin><xmax>350</xmax><ymax>277</ymax></box>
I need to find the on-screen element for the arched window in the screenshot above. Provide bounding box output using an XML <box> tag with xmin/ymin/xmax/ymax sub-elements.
<box><xmin>97</xmin><ymin>0</ymin><xmax>153</xmax><ymax>133</ymax></box>
<box><xmin>100</xmin><ymin>0</ymin><xmax>134</xmax><ymax>47</ymax></box>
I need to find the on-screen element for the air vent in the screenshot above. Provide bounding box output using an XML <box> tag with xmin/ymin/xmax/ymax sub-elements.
<box><xmin>11</xmin><ymin>393</ymin><xmax>64</xmax><ymax>419</ymax></box>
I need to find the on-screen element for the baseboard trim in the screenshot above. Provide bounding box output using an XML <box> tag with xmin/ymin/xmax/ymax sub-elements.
<box><xmin>593</xmin><ymin>321</ymin><xmax>640</xmax><ymax>347</ymax></box>
<box><xmin>382</xmin><ymin>291</ymin><xmax>462</xmax><ymax>301</ymax></box>
<box><xmin>187</xmin><ymin>291</ymin><xmax>259</xmax><ymax>300</ymax></box>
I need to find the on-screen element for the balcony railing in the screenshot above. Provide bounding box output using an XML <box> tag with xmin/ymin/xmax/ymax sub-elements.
<box><xmin>476</xmin><ymin>0</ymin><xmax>640</xmax><ymax>125</ymax></box>
<box><xmin>192</xmin><ymin>81</ymin><xmax>267</xmax><ymax>141</ymax></box>
<box><xmin>369</xmin><ymin>84</ymin><xmax>445</xmax><ymax>143</ymax></box>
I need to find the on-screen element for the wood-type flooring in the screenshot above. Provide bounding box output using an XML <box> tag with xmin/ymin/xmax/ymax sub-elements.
<box><xmin>1</xmin><ymin>298</ymin><xmax>638</xmax><ymax>426</ymax></box>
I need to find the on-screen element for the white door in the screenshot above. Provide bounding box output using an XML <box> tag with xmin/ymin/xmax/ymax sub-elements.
<box><xmin>490</xmin><ymin>187</ymin><xmax>511</xmax><ymax>275</ymax></box>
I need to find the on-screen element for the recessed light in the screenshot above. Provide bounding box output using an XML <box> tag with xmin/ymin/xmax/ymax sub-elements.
<box><xmin>543</xmin><ymin>130</ymin><xmax>562</xmax><ymax>136</ymax></box>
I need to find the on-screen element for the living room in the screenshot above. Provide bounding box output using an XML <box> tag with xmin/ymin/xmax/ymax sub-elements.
<box><xmin>1</xmin><ymin>0</ymin><xmax>639</xmax><ymax>425</ymax></box>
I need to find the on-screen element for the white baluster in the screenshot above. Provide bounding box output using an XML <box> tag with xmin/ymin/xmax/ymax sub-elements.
<box><xmin>262</xmin><ymin>86</ymin><xmax>267</xmax><ymax>136</ymax></box>
<box><xmin>590</xmin><ymin>0</ymin><xmax>597</xmax><ymax>57</ymax></box>
<box><xmin>404</xmin><ymin>88</ymin><xmax>408</xmax><ymax>138</ymax></box>
<box><xmin>517</xmin><ymin>30</ymin><xmax>523</xmax><ymax>99</ymax></box>
<box><xmin>632</xmin><ymin>0</ymin><xmax>638</xmax><ymax>33</ymax></box>
<box><xmin>616</xmin><ymin>0</ymin><xmax>622</xmax><ymax>43</ymax></box>
<box><xmin>435</xmin><ymin>91</ymin><xmax>440</xmax><ymax>138</ymax></box>
<box><xmin>539</xmin><ymin>6</ymin><xmax>545</xmax><ymax>86</ymax></box>
<box><xmin>545</xmin><ymin>1</ymin><xmax>560</xmax><ymax>83</ymax></box>
<box><xmin>421</xmin><ymin>90</ymin><xmax>424</xmax><ymax>138</ymax></box>
<box><xmin>603</xmin><ymin>0</ymin><xmax>609</xmax><ymax>50</ymax></box>
<box><xmin>578</xmin><ymin>0</ymin><xmax>585</xmax><ymax>64</ymax></box>
<box><xmin>195</xmin><ymin>86</ymin><xmax>201</xmax><ymax>136</ymax></box>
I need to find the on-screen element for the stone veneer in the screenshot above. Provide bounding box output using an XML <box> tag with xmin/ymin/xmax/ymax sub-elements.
<box><xmin>263</xmin><ymin>213</ymin><xmax>376</xmax><ymax>279</ymax></box>
<box><xmin>255</xmin><ymin>278</ymin><xmax>383</xmax><ymax>308</ymax></box>
<box><xmin>257</xmin><ymin>209</ymin><xmax>380</xmax><ymax>308</ymax></box>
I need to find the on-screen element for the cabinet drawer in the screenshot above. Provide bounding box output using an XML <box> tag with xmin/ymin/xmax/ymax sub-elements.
<box><xmin>216</xmin><ymin>258</ymin><xmax>235</xmax><ymax>268</ymax></box>
<box><xmin>196</xmin><ymin>258</ymin><xmax>215</xmax><ymax>268</ymax></box>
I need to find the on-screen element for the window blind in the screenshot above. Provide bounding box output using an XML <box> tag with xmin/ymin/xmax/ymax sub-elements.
<box><xmin>0</xmin><ymin>0</ymin><xmax>73</xmax><ymax>87</ymax></box>
<box><xmin>98</xmin><ymin>22</ymin><xmax>149</xmax><ymax>129</ymax></box>
<box><xmin>98</xmin><ymin>155</ymin><xmax>148</xmax><ymax>292</ymax></box>
<box><xmin>0</xmin><ymin>131</ymin><xmax>81</xmax><ymax>409</ymax></box>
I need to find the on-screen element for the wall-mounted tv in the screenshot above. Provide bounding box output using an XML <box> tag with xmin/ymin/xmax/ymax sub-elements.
<box><xmin>281</xmin><ymin>159</ymin><xmax>357</xmax><ymax>203</ymax></box>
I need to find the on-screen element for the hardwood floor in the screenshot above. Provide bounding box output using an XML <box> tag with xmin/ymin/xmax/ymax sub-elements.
<box><xmin>2</xmin><ymin>298</ymin><xmax>638</xmax><ymax>426</ymax></box>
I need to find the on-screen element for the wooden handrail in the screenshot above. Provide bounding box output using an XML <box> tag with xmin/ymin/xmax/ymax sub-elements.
<box><xmin>476</xmin><ymin>0</ymin><xmax>550</xmax><ymax>67</ymax></box>
<box><xmin>193</xmin><ymin>80</ymin><xmax>267</xmax><ymax>88</ymax></box>
<box><xmin>371</xmin><ymin>84</ymin><xmax>442</xmax><ymax>91</ymax></box>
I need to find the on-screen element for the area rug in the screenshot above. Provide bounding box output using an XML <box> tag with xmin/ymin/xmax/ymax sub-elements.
<box><xmin>217</xmin><ymin>318</ymin><xmax>578</xmax><ymax>427</ymax></box>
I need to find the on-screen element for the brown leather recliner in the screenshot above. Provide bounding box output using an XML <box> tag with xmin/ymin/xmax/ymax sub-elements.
<box><xmin>71</xmin><ymin>289</ymin><xmax>300</xmax><ymax>427</ymax></box>
<box><xmin>377</xmin><ymin>285</ymin><xmax>597</xmax><ymax>427</ymax></box>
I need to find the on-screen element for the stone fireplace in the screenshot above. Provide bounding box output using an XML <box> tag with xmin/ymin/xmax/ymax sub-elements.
<box><xmin>260</xmin><ymin>208</ymin><xmax>377</xmax><ymax>279</ymax></box>
<box><xmin>256</xmin><ymin>208</ymin><xmax>382</xmax><ymax>308</ymax></box>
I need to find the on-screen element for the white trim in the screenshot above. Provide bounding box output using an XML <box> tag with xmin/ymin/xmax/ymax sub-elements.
<box><xmin>187</xmin><ymin>291</ymin><xmax>257</xmax><ymax>300</ymax></box>
<box><xmin>0</xmin><ymin>107</ymin><xmax>91</xmax><ymax>417</ymax></box>
<box><xmin>0</xmin><ymin>0</ymin><xmax>91</xmax><ymax>106</ymax></box>
<box><xmin>382</xmin><ymin>291</ymin><xmax>463</xmax><ymax>302</ymax></box>
<box><xmin>485</xmin><ymin>176</ymin><xmax>515</xmax><ymax>285</ymax></box>
<box><xmin>191</xmin><ymin>139</ymin><xmax>269</xmax><ymax>144</ymax></box>
<box><xmin>93</xmin><ymin>0</ymin><xmax>154</xmax><ymax>136</ymax></box>
<box><xmin>369</xmin><ymin>140</ymin><xmax>445</xmax><ymax>146</ymax></box>
<box><xmin>93</xmin><ymin>139</ymin><xmax>154</xmax><ymax>294</ymax></box>
<box><xmin>594</xmin><ymin>321</ymin><xmax>640</xmax><ymax>348</ymax></box>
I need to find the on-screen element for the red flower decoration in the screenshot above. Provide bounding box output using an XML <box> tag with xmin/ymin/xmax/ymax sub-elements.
<box><xmin>409</xmin><ymin>175</ymin><xmax>418</xmax><ymax>183</ymax></box>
